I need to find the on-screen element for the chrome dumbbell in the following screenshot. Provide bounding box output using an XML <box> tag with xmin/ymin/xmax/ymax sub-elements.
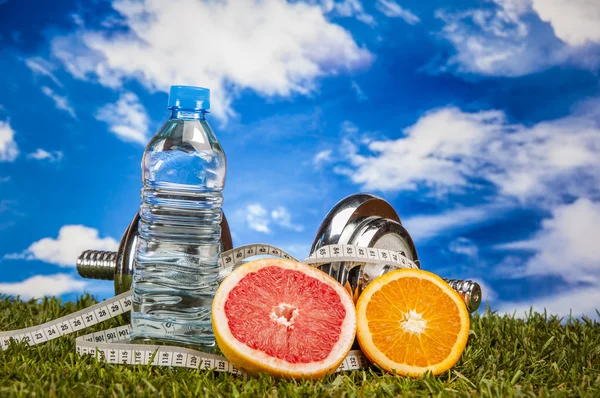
<box><xmin>76</xmin><ymin>212</ymin><xmax>233</xmax><ymax>294</ymax></box>
<box><xmin>310</xmin><ymin>193</ymin><xmax>482</xmax><ymax>313</ymax></box>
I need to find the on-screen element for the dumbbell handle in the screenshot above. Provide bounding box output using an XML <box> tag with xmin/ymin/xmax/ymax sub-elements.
<box><xmin>77</xmin><ymin>250</ymin><xmax>482</xmax><ymax>313</ymax></box>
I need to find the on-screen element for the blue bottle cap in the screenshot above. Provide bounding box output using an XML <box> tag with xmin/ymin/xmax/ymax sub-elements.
<box><xmin>168</xmin><ymin>85</ymin><xmax>210</xmax><ymax>111</ymax></box>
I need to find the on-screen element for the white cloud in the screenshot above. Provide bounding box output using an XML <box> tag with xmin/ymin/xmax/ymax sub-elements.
<box><xmin>271</xmin><ymin>206</ymin><xmax>304</xmax><ymax>232</ymax></box>
<box><xmin>449</xmin><ymin>237</ymin><xmax>479</xmax><ymax>258</ymax></box>
<box><xmin>4</xmin><ymin>225</ymin><xmax>119</xmax><ymax>267</ymax></box>
<box><xmin>24</xmin><ymin>57</ymin><xmax>63</xmax><ymax>87</ymax></box>
<box><xmin>313</xmin><ymin>149</ymin><xmax>333</xmax><ymax>168</ymax></box>
<box><xmin>341</xmin><ymin>120</ymin><xmax>360</xmax><ymax>135</ymax></box>
<box><xmin>497</xmin><ymin>198</ymin><xmax>600</xmax><ymax>285</ymax></box>
<box><xmin>497</xmin><ymin>284</ymin><xmax>600</xmax><ymax>319</ymax></box>
<box><xmin>243</xmin><ymin>203</ymin><xmax>304</xmax><ymax>234</ymax></box>
<box><xmin>51</xmin><ymin>0</ymin><xmax>373</xmax><ymax>121</ymax></box>
<box><xmin>0</xmin><ymin>119</ymin><xmax>19</xmax><ymax>162</ymax></box>
<box><xmin>41</xmin><ymin>86</ymin><xmax>76</xmax><ymax>118</ymax></box>
<box><xmin>403</xmin><ymin>206</ymin><xmax>498</xmax><ymax>242</ymax></box>
<box><xmin>339</xmin><ymin>99</ymin><xmax>600</xmax><ymax>204</ymax></box>
<box><xmin>95</xmin><ymin>91</ymin><xmax>150</xmax><ymax>145</ymax></box>
<box><xmin>350</xmin><ymin>80</ymin><xmax>368</xmax><ymax>101</ymax></box>
<box><xmin>245</xmin><ymin>204</ymin><xmax>271</xmax><ymax>233</ymax></box>
<box><xmin>376</xmin><ymin>0</ymin><xmax>420</xmax><ymax>24</ymax></box>
<box><xmin>341</xmin><ymin>107</ymin><xmax>503</xmax><ymax>192</ymax></box>
<box><xmin>0</xmin><ymin>176</ymin><xmax>10</xmax><ymax>184</ymax></box>
<box><xmin>0</xmin><ymin>274</ymin><xmax>87</xmax><ymax>299</ymax></box>
<box><xmin>436</xmin><ymin>0</ymin><xmax>600</xmax><ymax>76</ymax></box>
<box><xmin>531</xmin><ymin>0</ymin><xmax>600</xmax><ymax>47</ymax></box>
<box><xmin>436</xmin><ymin>3</ymin><xmax>552</xmax><ymax>76</ymax></box>
<box><xmin>27</xmin><ymin>148</ymin><xmax>64</xmax><ymax>163</ymax></box>
<box><xmin>321</xmin><ymin>0</ymin><xmax>376</xmax><ymax>26</ymax></box>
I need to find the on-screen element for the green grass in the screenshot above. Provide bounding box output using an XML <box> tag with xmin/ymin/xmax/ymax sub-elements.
<box><xmin>1</xmin><ymin>295</ymin><xmax>599</xmax><ymax>397</ymax></box>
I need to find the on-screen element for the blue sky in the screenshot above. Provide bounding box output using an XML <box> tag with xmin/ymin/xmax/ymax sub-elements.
<box><xmin>1</xmin><ymin>0</ymin><xmax>599</xmax><ymax>318</ymax></box>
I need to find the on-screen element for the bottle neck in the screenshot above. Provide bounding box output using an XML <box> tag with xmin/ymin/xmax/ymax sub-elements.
<box><xmin>170</xmin><ymin>108</ymin><xmax>207</xmax><ymax>121</ymax></box>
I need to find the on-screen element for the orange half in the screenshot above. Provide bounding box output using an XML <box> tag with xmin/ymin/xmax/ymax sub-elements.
<box><xmin>356</xmin><ymin>269</ymin><xmax>470</xmax><ymax>376</ymax></box>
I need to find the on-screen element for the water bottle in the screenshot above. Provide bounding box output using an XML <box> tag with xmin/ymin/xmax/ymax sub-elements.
<box><xmin>131</xmin><ymin>85</ymin><xmax>226</xmax><ymax>348</ymax></box>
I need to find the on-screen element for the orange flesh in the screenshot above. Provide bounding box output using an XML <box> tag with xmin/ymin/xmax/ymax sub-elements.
<box><xmin>365</xmin><ymin>277</ymin><xmax>461</xmax><ymax>366</ymax></box>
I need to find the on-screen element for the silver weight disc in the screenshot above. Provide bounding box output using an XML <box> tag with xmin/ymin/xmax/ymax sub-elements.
<box><xmin>345</xmin><ymin>217</ymin><xmax>419</xmax><ymax>298</ymax></box>
<box><xmin>310</xmin><ymin>193</ymin><xmax>419</xmax><ymax>298</ymax></box>
<box><xmin>310</xmin><ymin>193</ymin><xmax>401</xmax><ymax>254</ymax></box>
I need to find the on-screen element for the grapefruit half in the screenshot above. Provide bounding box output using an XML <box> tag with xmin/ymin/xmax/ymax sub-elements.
<box><xmin>212</xmin><ymin>258</ymin><xmax>356</xmax><ymax>379</ymax></box>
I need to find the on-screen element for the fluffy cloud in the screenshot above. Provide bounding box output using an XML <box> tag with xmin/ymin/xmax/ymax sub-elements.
<box><xmin>245</xmin><ymin>204</ymin><xmax>271</xmax><ymax>233</ymax></box>
<box><xmin>376</xmin><ymin>0</ymin><xmax>420</xmax><ymax>24</ymax></box>
<box><xmin>271</xmin><ymin>206</ymin><xmax>304</xmax><ymax>232</ymax></box>
<box><xmin>52</xmin><ymin>0</ymin><xmax>373</xmax><ymax>121</ymax></box>
<box><xmin>95</xmin><ymin>91</ymin><xmax>150</xmax><ymax>145</ymax></box>
<box><xmin>497</xmin><ymin>284</ymin><xmax>600</xmax><ymax>319</ymax></box>
<box><xmin>339</xmin><ymin>99</ymin><xmax>600</xmax><ymax>204</ymax></box>
<box><xmin>403</xmin><ymin>206</ymin><xmax>500</xmax><ymax>242</ymax></box>
<box><xmin>498</xmin><ymin>198</ymin><xmax>600</xmax><ymax>284</ymax></box>
<box><xmin>243</xmin><ymin>203</ymin><xmax>304</xmax><ymax>234</ymax></box>
<box><xmin>436</xmin><ymin>0</ymin><xmax>600</xmax><ymax>76</ymax></box>
<box><xmin>27</xmin><ymin>148</ymin><xmax>63</xmax><ymax>163</ymax></box>
<box><xmin>350</xmin><ymin>81</ymin><xmax>368</xmax><ymax>102</ymax></box>
<box><xmin>449</xmin><ymin>237</ymin><xmax>480</xmax><ymax>259</ymax></box>
<box><xmin>24</xmin><ymin>57</ymin><xmax>63</xmax><ymax>87</ymax></box>
<box><xmin>41</xmin><ymin>86</ymin><xmax>76</xmax><ymax>119</ymax></box>
<box><xmin>531</xmin><ymin>0</ymin><xmax>600</xmax><ymax>46</ymax></box>
<box><xmin>313</xmin><ymin>149</ymin><xmax>333</xmax><ymax>168</ymax></box>
<box><xmin>0</xmin><ymin>119</ymin><xmax>19</xmax><ymax>162</ymax></box>
<box><xmin>4</xmin><ymin>225</ymin><xmax>119</xmax><ymax>267</ymax></box>
<box><xmin>319</xmin><ymin>0</ymin><xmax>376</xmax><ymax>26</ymax></box>
<box><xmin>0</xmin><ymin>274</ymin><xmax>87</xmax><ymax>299</ymax></box>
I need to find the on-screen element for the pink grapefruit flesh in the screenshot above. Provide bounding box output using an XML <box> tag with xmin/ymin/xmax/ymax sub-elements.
<box><xmin>212</xmin><ymin>258</ymin><xmax>356</xmax><ymax>379</ymax></box>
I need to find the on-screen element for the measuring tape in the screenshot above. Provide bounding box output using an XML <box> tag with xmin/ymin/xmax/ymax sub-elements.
<box><xmin>0</xmin><ymin>244</ymin><xmax>418</xmax><ymax>373</ymax></box>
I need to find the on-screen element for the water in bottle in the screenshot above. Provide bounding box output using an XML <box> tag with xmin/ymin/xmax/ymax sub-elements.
<box><xmin>131</xmin><ymin>85</ymin><xmax>226</xmax><ymax>348</ymax></box>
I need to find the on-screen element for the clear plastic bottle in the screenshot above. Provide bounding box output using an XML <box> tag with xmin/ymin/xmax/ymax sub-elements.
<box><xmin>131</xmin><ymin>86</ymin><xmax>226</xmax><ymax>348</ymax></box>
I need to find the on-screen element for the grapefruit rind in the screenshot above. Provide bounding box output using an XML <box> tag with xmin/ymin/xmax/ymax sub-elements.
<box><xmin>355</xmin><ymin>268</ymin><xmax>470</xmax><ymax>377</ymax></box>
<box><xmin>212</xmin><ymin>258</ymin><xmax>357</xmax><ymax>379</ymax></box>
